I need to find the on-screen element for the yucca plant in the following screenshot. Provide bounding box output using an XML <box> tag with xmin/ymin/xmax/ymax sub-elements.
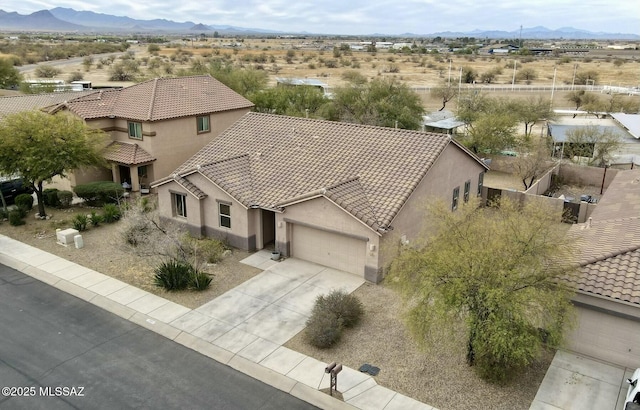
<box><xmin>154</xmin><ymin>259</ymin><xmax>193</xmax><ymax>291</ymax></box>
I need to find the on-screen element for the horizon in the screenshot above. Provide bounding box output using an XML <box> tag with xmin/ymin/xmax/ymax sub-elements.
<box><xmin>2</xmin><ymin>1</ymin><xmax>639</xmax><ymax>36</ymax></box>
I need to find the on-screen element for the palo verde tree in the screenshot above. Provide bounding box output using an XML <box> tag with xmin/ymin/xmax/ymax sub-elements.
<box><xmin>565</xmin><ymin>125</ymin><xmax>621</xmax><ymax>167</ymax></box>
<box><xmin>0</xmin><ymin>111</ymin><xmax>108</xmax><ymax>218</ymax></box>
<box><xmin>251</xmin><ymin>85</ymin><xmax>330</xmax><ymax>118</ymax></box>
<box><xmin>0</xmin><ymin>58</ymin><xmax>22</xmax><ymax>89</ymax></box>
<box><xmin>330</xmin><ymin>77</ymin><xmax>425</xmax><ymax>130</ymax></box>
<box><xmin>511</xmin><ymin>96</ymin><xmax>556</xmax><ymax>141</ymax></box>
<box><xmin>512</xmin><ymin>139</ymin><xmax>553</xmax><ymax>190</ymax></box>
<box><xmin>389</xmin><ymin>198</ymin><xmax>575</xmax><ymax>382</ymax></box>
<box><xmin>430</xmin><ymin>80</ymin><xmax>458</xmax><ymax>111</ymax></box>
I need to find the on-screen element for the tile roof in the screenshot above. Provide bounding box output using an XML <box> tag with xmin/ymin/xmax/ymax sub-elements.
<box><xmin>103</xmin><ymin>141</ymin><xmax>156</xmax><ymax>165</ymax></box>
<box><xmin>56</xmin><ymin>75</ymin><xmax>254</xmax><ymax>122</ymax></box>
<box><xmin>174</xmin><ymin>176</ymin><xmax>207</xmax><ymax>199</ymax></box>
<box><xmin>0</xmin><ymin>90</ymin><xmax>96</xmax><ymax>118</ymax></box>
<box><xmin>567</xmin><ymin>169</ymin><xmax>640</xmax><ymax>305</ymax></box>
<box><xmin>158</xmin><ymin>112</ymin><xmax>487</xmax><ymax>232</ymax></box>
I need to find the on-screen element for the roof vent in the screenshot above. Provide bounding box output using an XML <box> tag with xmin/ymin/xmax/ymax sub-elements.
<box><xmin>587</xmin><ymin>217</ymin><xmax>592</xmax><ymax>228</ymax></box>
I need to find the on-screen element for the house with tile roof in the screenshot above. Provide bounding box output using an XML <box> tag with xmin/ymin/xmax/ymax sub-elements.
<box><xmin>44</xmin><ymin>75</ymin><xmax>254</xmax><ymax>192</ymax></box>
<box><xmin>564</xmin><ymin>169</ymin><xmax>640</xmax><ymax>368</ymax></box>
<box><xmin>153</xmin><ymin>112</ymin><xmax>489</xmax><ymax>282</ymax></box>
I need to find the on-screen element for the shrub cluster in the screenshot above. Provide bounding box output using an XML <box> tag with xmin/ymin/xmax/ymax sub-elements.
<box><xmin>73</xmin><ymin>181</ymin><xmax>124</xmax><ymax>206</ymax></box>
<box><xmin>153</xmin><ymin>258</ymin><xmax>212</xmax><ymax>291</ymax></box>
<box><xmin>42</xmin><ymin>188</ymin><xmax>74</xmax><ymax>208</ymax></box>
<box><xmin>305</xmin><ymin>290</ymin><xmax>363</xmax><ymax>348</ymax></box>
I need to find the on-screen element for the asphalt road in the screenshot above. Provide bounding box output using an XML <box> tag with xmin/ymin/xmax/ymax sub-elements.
<box><xmin>0</xmin><ymin>264</ymin><xmax>317</xmax><ymax>410</ymax></box>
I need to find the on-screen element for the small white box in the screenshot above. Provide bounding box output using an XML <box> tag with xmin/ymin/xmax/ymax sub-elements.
<box><xmin>74</xmin><ymin>234</ymin><xmax>84</xmax><ymax>249</ymax></box>
<box><xmin>57</xmin><ymin>228</ymin><xmax>79</xmax><ymax>246</ymax></box>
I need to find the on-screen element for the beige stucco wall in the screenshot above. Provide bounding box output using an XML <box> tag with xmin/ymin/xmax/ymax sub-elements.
<box><xmin>278</xmin><ymin>196</ymin><xmax>381</xmax><ymax>281</ymax></box>
<box><xmin>156</xmin><ymin>173</ymin><xmax>254</xmax><ymax>249</ymax></box>
<box><xmin>379</xmin><ymin>144</ymin><xmax>487</xmax><ymax>271</ymax></box>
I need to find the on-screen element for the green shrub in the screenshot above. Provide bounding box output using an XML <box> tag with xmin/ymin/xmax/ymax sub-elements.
<box><xmin>190</xmin><ymin>270</ymin><xmax>213</xmax><ymax>291</ymax></box>
<box><xmin>0</xmin><ymin>209</ymin><xmax>8</xmax><ymax>220</ymax></box>
<box><xmin>102</xmin><ymin>203</ymin><xmax>121</xmax><ymax>223</ymax></box>
<box><xmin>154</xmin><ymin>259</ymin><xmax>193</xmax><ymax>290</ymax></box>
<box><xmin>305</xmin><ymin>308</ymin><xmax>344</xmax><ymax>348</ymax></box>
<box><xmin>73</xmin><ymin>181</ymin><xmax>124</xmax><ymax>206</ymax></box>
<box><xmin>72</xmin><ymin>214</ymin><xmax>88</xmax><ymax>231</ymax></box>
<box><xmin>8</xmin><ymin>210</ymin><xmax>25</xmax><ymax>226</ymax></box>
<box><xmin>15</xmin><ymin>193</ymin><xmax>34</xmax><ymax>211</ymax></box>
<box><xmin>43</xmin><ymin>188</ymin><xmax>61</xmax><ymax>207</ymax></box>
<box><xmin>89</xmin><ymin>211</ymin><xmax>104</xmax><ymax>227</ymax></box>
<box><xmin>57</xmin><ymin>190</ymin><xmax>73</xmax><ymax>208</ymax></box>
<box><xmin>314</xmin><ymin>290</ymin><xmax>364</xmax><ymax>328</ymax></box>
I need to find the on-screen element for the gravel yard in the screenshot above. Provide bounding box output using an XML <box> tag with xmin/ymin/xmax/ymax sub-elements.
<box><xmin>0</xmin><ymin>202</ymin><xmax>552</xmax><ymax>410</ymax></box>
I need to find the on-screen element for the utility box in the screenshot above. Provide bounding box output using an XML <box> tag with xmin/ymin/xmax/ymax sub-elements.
<box><xmin>57</xmin><ymin>228</ymin><xmax>79</xmax><ymax>246</ymax></box>
<box><xmin>74</xmin><ymin>234</ymin><xmax>84</xmax><ymax>249</ymax></box>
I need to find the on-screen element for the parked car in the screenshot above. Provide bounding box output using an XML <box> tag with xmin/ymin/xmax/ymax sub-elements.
<box><xmin>626</xmin><ymin>368</ymin><xmax>640</xmax><ymax>410</ymax></box>
<box><xmin>0</xmin><ymin>177</ymin><xmax>33</xmax><ymax>206</ymax></box>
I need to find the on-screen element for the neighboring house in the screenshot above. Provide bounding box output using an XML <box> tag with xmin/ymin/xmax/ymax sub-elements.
<box><xmin>275</xmin><ymin>77</ymin><xmax>332</xmax><ymax>98</ymax></box>
<box><xmin>548</xmin><ymin>114</ymin><xmax>640</xmax><ymax>166</ymax></box>
<box><xmin>0</xmin><ymin>90</ymin><xmax>97</xmax><ymax>119</ymax></box>
<box><xmin>565</xmin><ymin>169</ymin><xmax>640</xmax><ymax>368</ymax></box>
<box><xmin>153</xmin><ymin>112</ymin><xmax>489</xmax><ymax>283</ymax></box>
<box><xmin>422</xmin><ymin>110</ymin><xmax>465</xmax><ymax>135</ymax></box>
<box><xmin>44</xmin><ymin>75</ymin><xmax>254</xmax><ymax>192</ymax></box>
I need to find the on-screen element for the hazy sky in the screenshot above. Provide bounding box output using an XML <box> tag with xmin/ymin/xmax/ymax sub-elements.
<box><xmin>3</xmin><ymin>0</ymin><xmax>640</xmax><ymax>35</ymax></box>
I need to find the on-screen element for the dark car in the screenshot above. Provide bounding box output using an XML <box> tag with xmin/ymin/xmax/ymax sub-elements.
<box><xmin>0</xmin><ymin>177</ymin><xmax>33</xmax><ymax>205</ymax></box>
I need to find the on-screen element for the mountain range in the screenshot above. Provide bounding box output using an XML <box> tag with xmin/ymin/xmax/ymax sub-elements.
<box><xmin>0</xmin><ymin>8</ymin><xmax>638</xmax><ymax>39</ymax></box>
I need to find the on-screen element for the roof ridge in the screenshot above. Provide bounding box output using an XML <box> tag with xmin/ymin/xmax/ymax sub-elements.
<box><xmin>148</xmin><ymin>78</ymin><xmax>159</xmax><ymax>121</ymax></box>
<box><xmin>580</xmin><ymin>243</ymin><xmax>640</xmax><ymax>266</ymax></box>
<box><xmin>325</xmin><ymin>177</ymin><xmax>385</xmax><ymax>231</ymax></box>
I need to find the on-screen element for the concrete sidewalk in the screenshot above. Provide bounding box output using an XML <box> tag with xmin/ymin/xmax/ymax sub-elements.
<box><xmin>0</xmin><ymin>234</ymin><xmax>434</xmax><ymax>410</ymax></box>
<box><xmin>530</xmin><ymin>350</ymin><xmax>634</xmax><ymax>410</ymax></box>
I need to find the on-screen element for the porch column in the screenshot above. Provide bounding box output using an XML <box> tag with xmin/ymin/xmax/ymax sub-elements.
<box><xmin>131</xmin><ymin>166</ymin><xmax>141</xmax><ymax>192</ymax></box>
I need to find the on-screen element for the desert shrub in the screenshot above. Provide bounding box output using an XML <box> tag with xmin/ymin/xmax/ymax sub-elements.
<box><xmin>314</xmin><ymin>289</ymin><xmax>364</xmax><ymax>328</ymax></box>
<box><xmin>154</xmin><ymin>259</ymin><xmax>193</xmax><ymax>290</ymax></box>
<box><xmin>74</xmin><ymin>181</ymin><xmax>124</xmax><ymax>206</ymax></box>
<box><xmin>0</xmin><ymin>209</ymin><xmax>8</xmax><ymax>220</ymax></box>
<box><xmin>305</xmin><ymin>308</ymin><xmax>344</xmax><ymax>348</ymax></box>
<box><xmin>57</xmin><ymin>190</ymin><xmax>73</xmax><ymax>208</ymax></box>
<box><xmin>15</xmin><ymin>193</ymin><xmax>34</xmax><ymax>211</ymax></box>
<box><xmin>190</xmin><ymin>270</ymin><xmax>213</xmax><ymax>291</ymax></box>
<box><xmin>123</xmin><ymin>215</ymin><xmax>151</xmax><ymax>246</ymax></box>
<box><xmin>102</xmin><ymin>203</ymin><xmax>121</xmax><ymax>223</ymax></box>
<box><xmin>72</xmin><ymin>214</ymin><xmax>89</xmax><ymax>231</ymax></box>
<box><xmin>180</xmin><ymin>234</ymin><xmax>229</xmax><ymax>264</ymax></box>
<box><xmin>43</xmin><ymin>188</ymin><xmax>61</xmax><ymax>207</ymax></box>
<box><xmin>8</xmin><ymin>210</ymin><xmax>25</xmax><ymax>226</ymax></box>
<box><xmin>89</xmin><ymin>211</ymin><xmax>104</xmax><ymax>227</ymax></box>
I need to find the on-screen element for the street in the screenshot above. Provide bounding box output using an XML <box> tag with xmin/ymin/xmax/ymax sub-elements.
<box><xmin>0</xmin><ymin>263</ymin><xmax>317</xmax><ymax>410</ymax></box>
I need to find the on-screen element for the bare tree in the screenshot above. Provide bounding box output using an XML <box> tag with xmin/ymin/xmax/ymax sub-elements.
<box><xmin>430</xmin><ymin>81</ymin><xmax>458</xmax><ymax>111</ymax></box>
<box><xmin>565</xmin><ymin>125</ymin><xmax>621</xmax><ymax>167</ymax></box>
<box><xmin>512</xmin><ymin>141</ymin><xmax>553</xmax><ymax>190</ymax></box>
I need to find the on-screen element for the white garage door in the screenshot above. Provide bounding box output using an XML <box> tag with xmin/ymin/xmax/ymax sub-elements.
<box><xmin>291</xmin><ymin>224</ymin><xmax>366</xmax><ymax>276</ymax></box>
<box><xmin>567</xmin><ymin>307</ymin><xmax>640</xmax><ymax>368</ymax></box>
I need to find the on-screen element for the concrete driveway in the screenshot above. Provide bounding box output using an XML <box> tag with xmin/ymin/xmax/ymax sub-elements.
<box><xmin>530</xmin><ymin>350</ymin><xmax>635</xmax><ymax>410</ymax></box>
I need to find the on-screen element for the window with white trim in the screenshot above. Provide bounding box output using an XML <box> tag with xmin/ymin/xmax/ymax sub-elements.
<box><xmin>219</xmin><ymin>203</ymin><xmax>231</xmax><ymax>228</ymax></box>
<box><xmin>197</xmin><ymin>115</ymin><xmax>210</xmax><ymax>133</ymax></box>
<box><xmin>128</xmin><ymin>121</ymin><xmax>143</xmax><ymax>140</ymax></box>
<box><xmin>452</xmin><ymin>186</ymin><xmax>460</xmax><ymax>211</ymax></box>
<box><xmin>173</xmin><ymin>193</ymin><xmax>187</xmax><ymax>218</ymax></box>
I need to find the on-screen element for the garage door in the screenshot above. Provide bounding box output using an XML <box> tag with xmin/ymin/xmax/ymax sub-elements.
<box><xmin>567</xmin><ymin>307</ymin><xmax>640</xmax><ymax>368</ymax></box>
<box><xmin>291</xmin><ymin>224</ymin><xmax>366</xmax><ymax>276</ymax></box>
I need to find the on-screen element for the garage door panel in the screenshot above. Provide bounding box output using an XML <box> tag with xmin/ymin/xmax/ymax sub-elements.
<box><xmin>292</xmin><ymin>224</ymin><xmax>365</xmax><ymax>276</ymax></box>
<box><xmin>568</xmin><ymin>307</ymin><xmax>640</xmax><ymax>368</ymax></box>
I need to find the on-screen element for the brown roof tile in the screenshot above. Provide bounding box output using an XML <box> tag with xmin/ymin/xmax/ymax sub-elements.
<box><xmin>61</xmin><ymin>75</ymin><xmax>254</xmax><ymax>121</ymax></box>
<box><xmin>0</xmin><ymin>90</ymin><xmax>97</xmax><ymax>118</ymax></box>
<box><xmin>103</xmin><ymin>141</ymin><xmax>155</xmax><ymax>165</ymax></box>
<box><xmin>567</xmin><ymin>169</ymin><xmax>640</xmax><ymax>305</ymax></box>
<box><xmin>162</xmin><ymin>112</ymin><xmax>487</xmax><ymax>231</ymax></box>
<box><xmin>174</xmin><ymin>176</ymin><xmax>207</xmax><ymax>199</ymax></box>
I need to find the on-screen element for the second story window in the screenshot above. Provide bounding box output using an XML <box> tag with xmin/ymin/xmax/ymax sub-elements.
<box><xmin>128</xmin><ymin>122</ymin><xmax>143</xmax><ymax>140</ymax></box>
<box><xmin>197</xmin><ymin>116</ymin><xmax>210</xmax><ymax>134</ymax></box>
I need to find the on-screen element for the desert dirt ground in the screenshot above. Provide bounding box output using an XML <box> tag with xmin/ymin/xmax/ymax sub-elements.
<box><xmin>0</xmin><ymin>199</ymin><xmax>551</xmax><ymax>410</ymax></box>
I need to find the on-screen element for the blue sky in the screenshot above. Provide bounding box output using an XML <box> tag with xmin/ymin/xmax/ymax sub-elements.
<box><xmin>3</xmin><ymin>0</ymin><xmax>639</xmax><ymax>35</ymax></box>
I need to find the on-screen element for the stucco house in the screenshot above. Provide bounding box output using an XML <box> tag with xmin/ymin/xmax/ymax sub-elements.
<box><xmin>153</xmin><ymin>113</ymin><xmax>489</xmax><ymax>283</ymax></box>
<box><xmin>565</xmin><ymin>169</ymin><xmax>640</xmax><ymax>368</ymax></box>
<box><xmin>45</xmin><ymin>75</ymin><xmax>254</xmax><ymax>192</ymax></box>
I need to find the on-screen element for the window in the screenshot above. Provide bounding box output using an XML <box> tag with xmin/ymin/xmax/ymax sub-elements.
<box><xmin>137</xmin><ymin>165</ymin><xmax>148</xmax><ymax>180</ymax></box>
<box><xmin>128</xmin><ymin>121</ymin><xmax>143</xmax><ymax>140</ymax></box>
<box><xmin>197</xmin><ymin>116</ymin><xmax>210</xmax><ymax>134</ymax></box>
<box><xmin>452</xmin><ymin>186</ymin><xmax>460</xmax><ymax>211</ymax></box>
<box><xmin>464</xmin><ymin>180</ymin><xmax>471</xmax><ymax>203</ymax></box>
<box><xmin>219</xmin><ymin>203</ymin><xmax>231</xmax><ymax>228</ymax></box>
<box><xmin>173</xmin><ymin>193</ymin><xmax>187</xmax><ymax>218</ymax></box>
<box><xmin>477</xmin><ymin>172</ymin><xmax>484</xmax><ymax>196</ymax></box>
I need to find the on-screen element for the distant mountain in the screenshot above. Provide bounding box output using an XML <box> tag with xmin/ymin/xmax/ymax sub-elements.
<box><xmin>0</xmin><ymin>9</ymin><xmax>84</xmax><ymax>31</ymax></box>
<box><xmin>0</xmin><ymin>8</ymin><xmax>638</xmax><ymax>39</ymax></box>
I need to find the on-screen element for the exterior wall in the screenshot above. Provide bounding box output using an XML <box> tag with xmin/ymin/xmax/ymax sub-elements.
<box><xmin>379</xmin><ymin>144</ymin><xmax>486</xmax><ymax>271</ymax></box>
<box><xmin>156</xmin><ymin>173</ymin><xmax>254</xmax><ymax>250</ymax></box>
<box><xmin>278</xmin><ymin>197</ymin><xmax>382</xmax><ymax>282</ymax></box>
<box><xmin>97</xmin><ymin>108</ymin><xmax>249</xmax><ymax>182</ymax></box>
<box><xmin>45</xmin><ymin>167</ymin><xmax>112</xmax><ymax>192</ymax></box>
<box><xmin>559</xmin><ymin>163</ymin><xmax>619</xmax><ymax>189</ymax></box>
